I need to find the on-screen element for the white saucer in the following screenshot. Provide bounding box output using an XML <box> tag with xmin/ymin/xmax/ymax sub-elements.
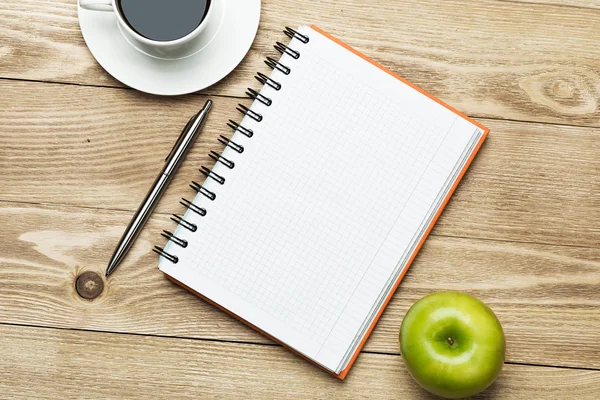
<box><xmin>78</xmin><ymin>0</ymin><xmax>261</xmax><ymax>96</ymax></box>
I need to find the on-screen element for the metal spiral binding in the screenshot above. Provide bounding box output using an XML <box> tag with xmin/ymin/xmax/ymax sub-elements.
<box><xmin>265</xmin><ymin>57</ymin><xmax>290</xmax><ymax>75</ymax></box>
<box><xmin>237</xmin><ymin>104</ymin><xmax>262</xmax><ymax>122</ymax></box>
<box><xmin>161</xmin><ymin>230</ymin><xmax>188</xmax><ymax>248</ymax></box>
<box><xmin>218</xmin><ymin>135</ymin><xmax>244</xmax><ymax>153</ymax></box>
<box><xmin>284</xmin><ymin>27</ymin><xmax>310</xmax><ymax>43</ymax></box>
<box><xmin>152</xmin><ymin>246</ymin><xmax>178</xmax><ymax>263</ymax></box>
<box><xmin>255</xmin><ymin>72</ymin><xmax>281</xmax><ymax>91</ymax></box>
<box><xmin>274</xmin><ymin>41</ymin><xmax>300</xmax><ymax>59</ymax></box>
<box><xmin>190</xmin><ymin>180</ymin><xmax>217</xmax><ymax>200</ymax></box>
<box><xmin>227</xmin><ymin>120</ymin><xmax>253</xmax><ymax>137</ymax></box>
<box><xmin>180</xmin><ymin>198</ymin><xmax>206</xmax><ymax>216</ymax></box>
<box><xmin>155</xmin><ymin>27</ymin><xmax>309</xmax><ymax>264</ymax></box>
<box><xmin>209</xmin><ymin>151</ymin><xmax>235</xmax><ymax>169</ymax></box>
<box><xmin>246</xmin><ymin>88</ymin><xmax>272</xmax><ymax>106</ymax></box>
<box><xmin>171</xmin><ymin>214</ymin><xmax>197</xmax><ymax>232</ymax></box>
<box><xmin>200</xmin><ymin>166</ymin><xmax>226</xmax><ymax>184</ymax></box>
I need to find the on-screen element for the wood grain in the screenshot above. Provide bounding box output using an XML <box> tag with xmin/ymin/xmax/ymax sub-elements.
<box><xmin>1</xmin><ymin>0</ymin><xmax>599</xmax><ymax>126</ymax></box>
<box><xmin>2</xmin><ymin>0</ymin><xmax>600</xmax><ymax>394</ymax></box>
<box><xmin>2</xmin><ymin>323</ymin><xmax>600</xmax><ymax>399</ymax></box>
<box><xmin>1</xmin><ymin>80</ymin><xmax>599</xmax><ymax>248</ymax></box>
<box><xmin>2</xmin><ymin>201</ymin><xmax>600</xmax><ymax>369</ymax></box>
<box><xmin>497</xmin><ymin>0</ymin><xmax>600</xmax><ymax>10</ymax></box>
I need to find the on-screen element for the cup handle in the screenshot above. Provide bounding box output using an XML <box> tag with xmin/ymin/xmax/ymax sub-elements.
<box><xmin>79</xmin><ymin>0</ymin><xmax>113</xmax><ymax>11</ymax></box>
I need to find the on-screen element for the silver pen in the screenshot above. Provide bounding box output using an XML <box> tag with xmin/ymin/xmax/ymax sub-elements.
<box><xmin>106</xmin><ymin>100</ymin><xmax>212</xmax><ymax>276</ymax></box>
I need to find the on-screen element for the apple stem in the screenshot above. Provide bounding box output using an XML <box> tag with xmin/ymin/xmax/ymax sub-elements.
<box><xmin>447</xmin><ymin>337</ymin><xmax>455</xmax><ymax>346</ymax></box>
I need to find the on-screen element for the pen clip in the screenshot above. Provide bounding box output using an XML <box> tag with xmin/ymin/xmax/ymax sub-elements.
<box><xmin>165</xmin><ymin>113</ymin><xmax>198</xmax><ymax>162</ymax></box>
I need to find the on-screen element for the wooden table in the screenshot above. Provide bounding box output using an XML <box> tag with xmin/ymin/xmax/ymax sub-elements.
<box><xmin>1</xmin><ymin>0</ymin><xmax>599</xmax><ymax>398</ymax></box>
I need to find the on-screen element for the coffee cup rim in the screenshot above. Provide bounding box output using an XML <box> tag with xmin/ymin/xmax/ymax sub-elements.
<box><xmin>112</xmin><ymin>0</ymin><xmax>214</xmax><ymax>47</ymax></box>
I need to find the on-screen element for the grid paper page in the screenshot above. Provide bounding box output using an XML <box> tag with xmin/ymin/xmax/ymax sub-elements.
<box><xmin>160</xmin><ymin>26</ymin><xmax>483</xmax><ymax>373</ymax></box>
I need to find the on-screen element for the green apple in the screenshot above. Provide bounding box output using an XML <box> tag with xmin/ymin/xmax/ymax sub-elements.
<box><xmin>399</xmin><ymin>291</ymin><xmax>505</xmax><ymax>399</ymax></box>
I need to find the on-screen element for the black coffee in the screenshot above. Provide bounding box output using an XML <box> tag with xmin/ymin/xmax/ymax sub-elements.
<box><xmin>118</xmin><ymin>0</ymin><xmax>211</xmax><ymax>42</ymax></box>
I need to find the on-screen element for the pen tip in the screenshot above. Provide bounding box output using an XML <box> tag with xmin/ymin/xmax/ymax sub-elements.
<box><xmin>105</xmin><ymin>262</ymin><xmax>116</xmax><ymax>277</ymax></box>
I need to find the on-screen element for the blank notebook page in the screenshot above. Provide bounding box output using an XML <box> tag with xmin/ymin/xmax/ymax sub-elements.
<box><xmin>160</xmin><ymin>25</ymin><xmax>485</xmax><ymax>374</ymax></box>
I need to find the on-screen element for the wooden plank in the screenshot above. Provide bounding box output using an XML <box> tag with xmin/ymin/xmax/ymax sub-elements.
<box><xmin>2</xmin><ymin>324</ymin><xmax>600</xmax><ymax>399</ymax></box>
<box><xmin>497</xmin><ymin>0</ymin><xmax>600</xmax><ymax>10</ymax></box>
<box><xmin>2</xmin><ymin>201</ymin><xmax>600</xmax><ymax>369</ymax></box>
<box><xmin>1</xmin><ymin>80</ymin><xmax>599</xmax><ymax>247</ymax></box>
<box><xmin>1</xmin><ymin>0</ymin><xmax>600</xmax><ymax>126</ymax></box>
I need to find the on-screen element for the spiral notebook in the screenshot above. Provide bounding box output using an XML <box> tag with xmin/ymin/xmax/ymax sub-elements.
<box><xmin>157</xmin><ymin>25</ymin><xmax>489</xmax><ymax>379</ymax></box>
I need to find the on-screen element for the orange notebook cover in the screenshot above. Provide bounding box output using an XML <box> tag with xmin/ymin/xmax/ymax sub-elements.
<box><xmin>159</xmin><ymin>25</ymin><xmax>489</xmax><ymax>380</ymax></box>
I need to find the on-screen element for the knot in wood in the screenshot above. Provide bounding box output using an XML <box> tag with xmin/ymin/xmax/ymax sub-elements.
<box><xmin>75</xmin><ymin>271</ymin><xmax>104</xmax><ymax>300</ymax></box>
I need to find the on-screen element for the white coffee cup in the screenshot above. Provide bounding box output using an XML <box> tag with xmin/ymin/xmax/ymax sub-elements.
<box><xmin>79</xmin><ymin>0</ymin><xmax>214</xmax><ymax>58</ymax></box>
